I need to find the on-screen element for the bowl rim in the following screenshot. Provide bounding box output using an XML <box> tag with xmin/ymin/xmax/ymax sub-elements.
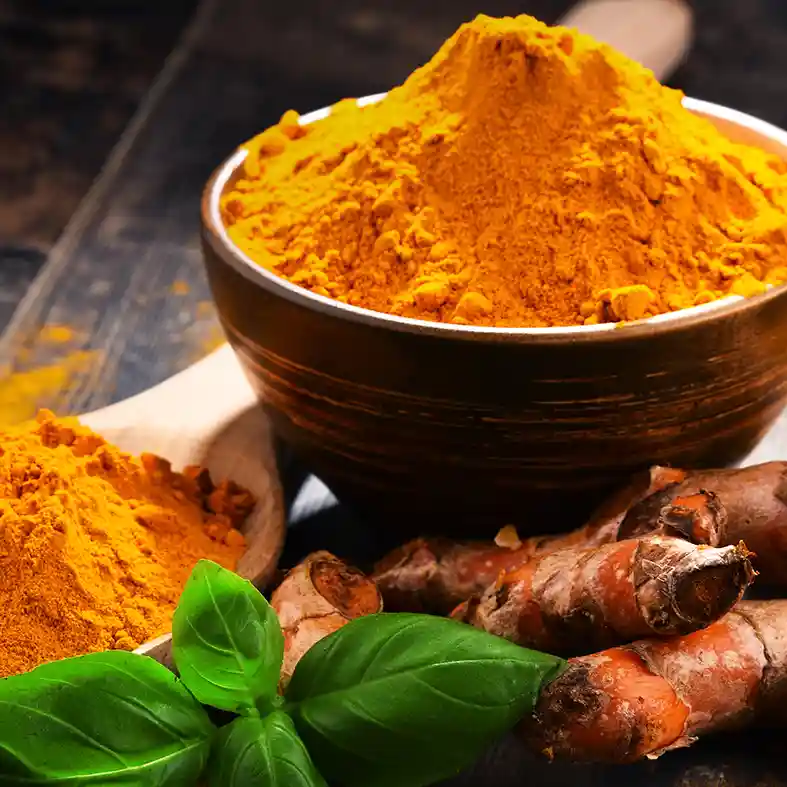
<box><xmin>201</xmin><ymin>95</ymin><xmax>787</xmax><ymax>345</ymax></box>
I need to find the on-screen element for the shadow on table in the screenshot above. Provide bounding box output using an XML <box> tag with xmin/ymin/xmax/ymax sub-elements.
<box><xmin>450</xmin><ymin>728</ymin><xmax>787</xmax><ymax>787</ymax></box>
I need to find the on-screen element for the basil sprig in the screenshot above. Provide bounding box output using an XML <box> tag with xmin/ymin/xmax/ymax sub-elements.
<box><xmin>0</xmin><ymin>560</ymin><xmax>565</xmax><ymax>786</ymax></box>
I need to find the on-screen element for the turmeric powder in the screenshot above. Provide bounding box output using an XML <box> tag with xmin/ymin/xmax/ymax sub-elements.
<box><xmin>0</xmin><ymin>410</ymin><xmax>251</xmax><ymax>677</ymax></box>
<box><xmin>0</xmin><ymin>351</ymin><xmax>96</xmax><ymax>427</ymax></box>
<box><xmin>223</xmin><ymin>14</ymin><xmax>787</xmax><ymax>328</ymax></box>
<box><xmin>0</xmin><ymin>324</ymin><xmax>97</xmax><ymax>427</ymax></box>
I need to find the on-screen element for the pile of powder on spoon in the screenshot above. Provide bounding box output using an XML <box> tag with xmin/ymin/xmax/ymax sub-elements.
<box><xmin>0</xmin><ymin>409</ymin><xmax>253</xmax><ymax>677</ymax></box>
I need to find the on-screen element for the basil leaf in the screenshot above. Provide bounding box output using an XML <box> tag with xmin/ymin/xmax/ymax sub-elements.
<box><xmin>285</xmin><ymin>613</ymin><xmax>565</xmax><ymax>787</ymax></box>
<box><xmin>0</xmin><ymin>650</ymin><xmax>213</xmax><ymax>785</ymax></box>
<box><xmin>207</xmin><ymin>712</ymin><xmax>327</xmax><ymax>787</ymax></box>
<box><xmin>172</xmin><ymin>560</ymin><xmax>284</xmax><ymax>714</ymax></box>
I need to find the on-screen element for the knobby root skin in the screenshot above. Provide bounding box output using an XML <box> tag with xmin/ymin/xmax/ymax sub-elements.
<box><xmin>523</xmin><ymin>600</ymin><xmax>787</xmax><ymax>763</ymax></box>
<box><xmin>580</xmin><ymin>465</ymin><xmax>688</xmax><ymax>544</ymax></box>
<box><xmin>373</xmin><ymin>461</ymin><xmax>786</xmax><ymax>615</ymax></box>
<box><xmin>618</xmin><ymin>487</ymin><xmax>725</xmax><ymax>545</ymax></box>
<box><xmin>271</xmin><ymin>551</ymin><xmax>382</xmax><ymax>685</ymax></box>
<box><xmin>372</xmin><ymin>537</ymin><xmax>539</xmax><ymax>615</ymax></box>
<box><xmin>620</xmin><ymin>462</ymin><xmax>787</xmax><ymax>583</ymax></box>
<box><xmin>372</xmin><ymin>466</ymin><xmax>685</xmax><ymax>614</ymax></box>
<box><xmin>452</xmin><ymin>535</ymin><xmax>753</xmax><ymax>656</ymax></box>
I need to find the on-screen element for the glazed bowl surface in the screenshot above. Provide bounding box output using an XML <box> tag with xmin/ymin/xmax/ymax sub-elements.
<box><xmin>201</xmin><ymin>97</ymin><xmax>787</xmax><ymax>535</ymax></box>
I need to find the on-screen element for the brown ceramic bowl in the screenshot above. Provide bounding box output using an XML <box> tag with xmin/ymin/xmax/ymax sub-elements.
<box><xmin>201</xmin><ymin>97</ymin><xmax>787</xmax><ymax>536</ymax></box>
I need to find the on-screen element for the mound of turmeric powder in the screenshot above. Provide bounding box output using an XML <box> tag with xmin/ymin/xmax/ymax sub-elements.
<box><xmin>223</xmin><ymin>14</ymin><xmax>787</xmax><ymax>328</ymax></box>
<box><xmin>0</xmin><ymin>410</ymin><xmax>252</xmax><ymax>677</ymax></box>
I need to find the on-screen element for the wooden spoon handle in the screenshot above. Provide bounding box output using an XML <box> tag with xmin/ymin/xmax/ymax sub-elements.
<box><xmin>81</xmin><ymin>344</ymin><xmax>254</xmax><ymax>462</ymax></box>
<box><xmin>560</xmin><ymin>0</ymin><xmax>694</xmax><ymax>81</ymax></box>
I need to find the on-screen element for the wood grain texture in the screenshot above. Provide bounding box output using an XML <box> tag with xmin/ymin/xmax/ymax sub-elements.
<box><xmin>0</xmin><ymin>247</ymin><xmax>46</xmax><ymax>334</ymax></box>
<box><xmin>0</xmin><ymin>0</ymin><xmax>339</xmax><ymax>415</ymax></box>
<box><xmin>81</xmin><ymin>344</ymin><xmax>286</xmax><ymax>663</ymax></box>
<box><xmin>0</xmin><ymin>0</ymin><xmax>196</xmax><ymax>249</ymax></box>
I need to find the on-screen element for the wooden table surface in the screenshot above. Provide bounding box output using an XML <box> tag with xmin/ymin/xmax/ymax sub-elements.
<box><xmin>2</xmin><ymin>0</ymin><xmax>787</xmax><ymax>783</ymax></box>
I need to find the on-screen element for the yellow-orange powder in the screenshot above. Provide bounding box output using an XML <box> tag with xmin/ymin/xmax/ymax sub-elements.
<box><xmin>223</xmin><ymin>14</ymin><xmax>787</xmax><ymax>327</ymax></box>
<box><xmin>0</xmin><ymin>410</ymin><xmax>252</xmax><ymax>676</ymax></box>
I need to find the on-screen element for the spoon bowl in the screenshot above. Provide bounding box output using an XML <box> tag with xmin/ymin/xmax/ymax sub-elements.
<box><xmin>80</xmin><ymin>345</ymin><xmax>285</xmax><ymax>666</ymax></box>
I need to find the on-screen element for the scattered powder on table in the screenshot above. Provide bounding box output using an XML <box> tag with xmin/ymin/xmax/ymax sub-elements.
<box><xmin>0</xmin><ymin>351</ymin><xmax>96</xmax><ymax>427</ymax></box>
<box><xmin>0</xmin><ymin>324</ymin><xmax>95</xmax><ymax>428</ymax></box>
<box><xmin>37</xmin><ymin>324</ymin><xmax>76</xmax><ymax>345</ymax></box>
<box><xmin>171</xmin><ymin>280</ymin><xmax>191</xmax><ymax>296</ymax></box>
<box><xmin>0</xmin><ymin>410</ymin><xmax>253</xmax><ymax>677</ymax></box>
<box><xmin>223</xmin><ymin>14</ymin><xmax>787</xmax><ymax>328</ymax></box>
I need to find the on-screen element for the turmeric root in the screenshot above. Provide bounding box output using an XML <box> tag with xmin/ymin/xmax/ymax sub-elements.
<box><xmin>374</xmin><ymin>461</ymin><xmax>785</xmax><ymax>612</ymax></box>
<box><xmin>452</xmin><ymin>535</ymin><xmax>753</xmax><ymax>655</ymax></box>
<box><xmin>579</xmin><ymin>464</ymin><xmax>688</xmax><ymax>544</ymax></box>
<box><xmin>523</xmin><ymin>600</ymin><xmax>787</xmax><ymax>763</ymax></box>
<box><xmin>271</xmin><ymin>551</ymin><xmax>382</xmax><ymax>685</ymax></box>
<box><xmin>372</xmin><ymin>537</ymin><xmax>539</xmax><ymax>615</ymax></box>
<box><xmin>619</xmin><ymin>462</ymin><xmax>787</xmax><ymax>583</ymax></box>
<box><xmin>373</xmin><ymin>466</ymin><xmax>686</xmax><ymax>614</ymax></box>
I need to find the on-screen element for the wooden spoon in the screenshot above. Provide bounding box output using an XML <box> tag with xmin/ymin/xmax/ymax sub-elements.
<box><xmin>560</xmin><ymin>0</ymin><xmax>693</xmax><ymax>80</ymax></box>
<box><xmin>80</xmin><ymin>343</ymin><xmax>285</xmax><ymax>665</ymax></box>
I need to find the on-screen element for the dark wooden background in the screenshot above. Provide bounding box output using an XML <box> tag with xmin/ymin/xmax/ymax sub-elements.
<box><xmin>3</xmin><ymin>0</ymin><xmax>787</xmax><ymax>783</ymax></box>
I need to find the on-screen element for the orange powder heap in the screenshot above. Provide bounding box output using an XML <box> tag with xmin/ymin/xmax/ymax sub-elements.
<box><xmin>0</xmin><ymin>410</ymin><xmax>253</xmax><ymax>677</ymax></box>
<box><xmin>223</xmin><ymin>14</ymin><xmax>787</xmax><ymax>328</ymax></box>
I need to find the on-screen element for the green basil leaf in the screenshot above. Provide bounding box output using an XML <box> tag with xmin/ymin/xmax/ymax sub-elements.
<box><xmin>207</xmin><ymin>712</ymin><xmax>327</xmax><ymax>787</ymax></box>
<box><xmin>0</xmin><ymin>650</ymin><xmax>213</xmax><ymax>785</ymax></box>
<box><xmin>172</xmin><ymin>559</ymin><xmax>284</xmax><ymax>714</ymax></box>
<box><xmin>285</xmin><ymin>613</ymin><xmax>565</xmax><ymax>787</ymax></box>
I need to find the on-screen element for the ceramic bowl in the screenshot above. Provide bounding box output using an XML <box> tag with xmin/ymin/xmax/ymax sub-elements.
<box><xmin>201</xmin><ymin>97</ymin><xmax>787</xmax><ymax>535</ymax></box>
